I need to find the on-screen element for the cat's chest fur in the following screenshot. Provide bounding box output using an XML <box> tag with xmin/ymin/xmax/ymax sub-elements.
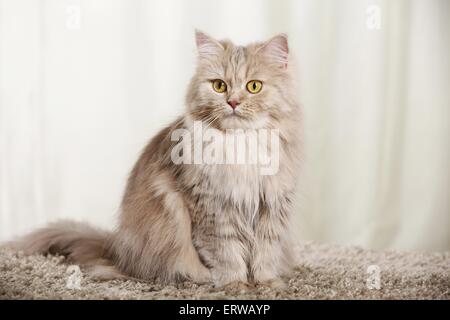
<box><xmin>180</xmin><ymin>128</ymin><xmax>287</xmax><ymax>223</ymax></box>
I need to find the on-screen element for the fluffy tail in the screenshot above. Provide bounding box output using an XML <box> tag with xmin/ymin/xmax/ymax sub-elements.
<box><xmin>4</xmin><ymin>220</ymin><xmax>125</xmax><ymax>280</ymax></box>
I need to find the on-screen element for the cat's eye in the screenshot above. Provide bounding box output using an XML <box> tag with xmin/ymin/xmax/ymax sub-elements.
<box><xmin>212</xmin><ymin>79</ymin><xmax>227</xmax><ymax>93</ymax></box>
<box><xmin>246</xmin><ymin>80</ymin><xmax>263</xmax><ymax>94</ymax></box>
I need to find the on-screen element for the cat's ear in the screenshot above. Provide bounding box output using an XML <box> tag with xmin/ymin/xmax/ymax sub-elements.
<box><xmin>257</xmin><ymin>34</ymin><xmax>289</xmax><ymax>69</ymax></box>
<box><xmin>195</xmin><ymin>29</ymin><xmax>224</xmax><ymax>59</ymax></box>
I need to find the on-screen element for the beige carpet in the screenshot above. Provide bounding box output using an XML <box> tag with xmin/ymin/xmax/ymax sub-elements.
<box><xmin>0</xmin><ymin>242</ymin><xmax>448</xmax><ymax>300</ymax></box>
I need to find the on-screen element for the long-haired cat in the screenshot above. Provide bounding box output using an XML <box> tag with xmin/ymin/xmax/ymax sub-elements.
<box><xmin>6</xmin><ymin>30</ymin><xmax>302</xmax><ymax>289</ymax></box>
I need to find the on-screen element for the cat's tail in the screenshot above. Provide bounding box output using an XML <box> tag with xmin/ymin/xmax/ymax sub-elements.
<box><xmin>3</xmin><ymin>220</ymin><xmax>126</xmax><ymax>280</ymax></box>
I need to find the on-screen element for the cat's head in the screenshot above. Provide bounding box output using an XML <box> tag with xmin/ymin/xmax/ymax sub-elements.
<box><xmin>186</xmin><ymin>30</ymin><xmax>296</xmax><ymax>130</ymax></box>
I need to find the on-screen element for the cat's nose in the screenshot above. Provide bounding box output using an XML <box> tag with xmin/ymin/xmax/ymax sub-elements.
<box><xmin>227</xmin><ymin>100</ymin><xmax>240</xmax><ymax>109</ymax></box>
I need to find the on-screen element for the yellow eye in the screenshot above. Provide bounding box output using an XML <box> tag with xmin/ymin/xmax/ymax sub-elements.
<box><xmin>212</xmin><ymin>79</ymin><xmax>227</xmax><ymax>93</ymax></box>
<box><xmin>246</xmin><ymin>80</ymin><xmax>263</xmax><ymax>94</ymax></box>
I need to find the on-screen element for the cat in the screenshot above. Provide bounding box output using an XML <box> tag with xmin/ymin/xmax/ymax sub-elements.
<box><xmin>5</xmin><ymin>30</ymin><xmax>302</xmax><ymax>289</ymax></box>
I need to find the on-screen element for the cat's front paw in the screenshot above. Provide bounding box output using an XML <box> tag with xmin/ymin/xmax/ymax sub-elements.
<box><xmin>210</xmin><ymin>268</ymin><xmax>250</xmax><ymax>291</ymax></box>
<box><xmin>190</xmin><ymin>266</ymin><xmax>212</xmax><ymax>284</ymax></box>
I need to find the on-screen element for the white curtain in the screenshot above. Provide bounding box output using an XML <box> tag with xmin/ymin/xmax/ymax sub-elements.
<box><xmin>0</xmin><ymin>0</ymin><xmax>448</xmax><ymax>251</ymax></box>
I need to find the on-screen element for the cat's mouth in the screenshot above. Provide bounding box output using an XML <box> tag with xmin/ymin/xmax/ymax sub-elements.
<box><xmin>222</xmin><ymin>110</ymin><xmax>252</xmax><ymax>124</ymax></box>
<box><xmin>218</xmin><ymin>110</ymin><xmax>267</xmax><ymax>130</ymax></box>
<box><xmin>225</xmin><ymin>110</ymin><xmax>244</xmax><ymax>118</ymax></box>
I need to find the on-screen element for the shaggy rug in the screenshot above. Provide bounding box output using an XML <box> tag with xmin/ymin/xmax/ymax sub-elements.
<box><xmin>0</xmin><ymin>242</ymin><xmax>448</xmax><ymax>300</ymax></box>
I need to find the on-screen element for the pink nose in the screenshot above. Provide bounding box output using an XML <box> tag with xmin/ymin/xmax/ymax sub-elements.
<box><xmin>227</xmin><ymin>100</ymin><xmax>239</xmax><ymax>109</ymax></box>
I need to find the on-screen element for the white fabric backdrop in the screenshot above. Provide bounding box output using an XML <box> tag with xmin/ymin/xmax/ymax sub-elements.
<box><xmin>0</xmin><ymin>0</ymin><xmax>448</xmax><ymax>251</ymax></box>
